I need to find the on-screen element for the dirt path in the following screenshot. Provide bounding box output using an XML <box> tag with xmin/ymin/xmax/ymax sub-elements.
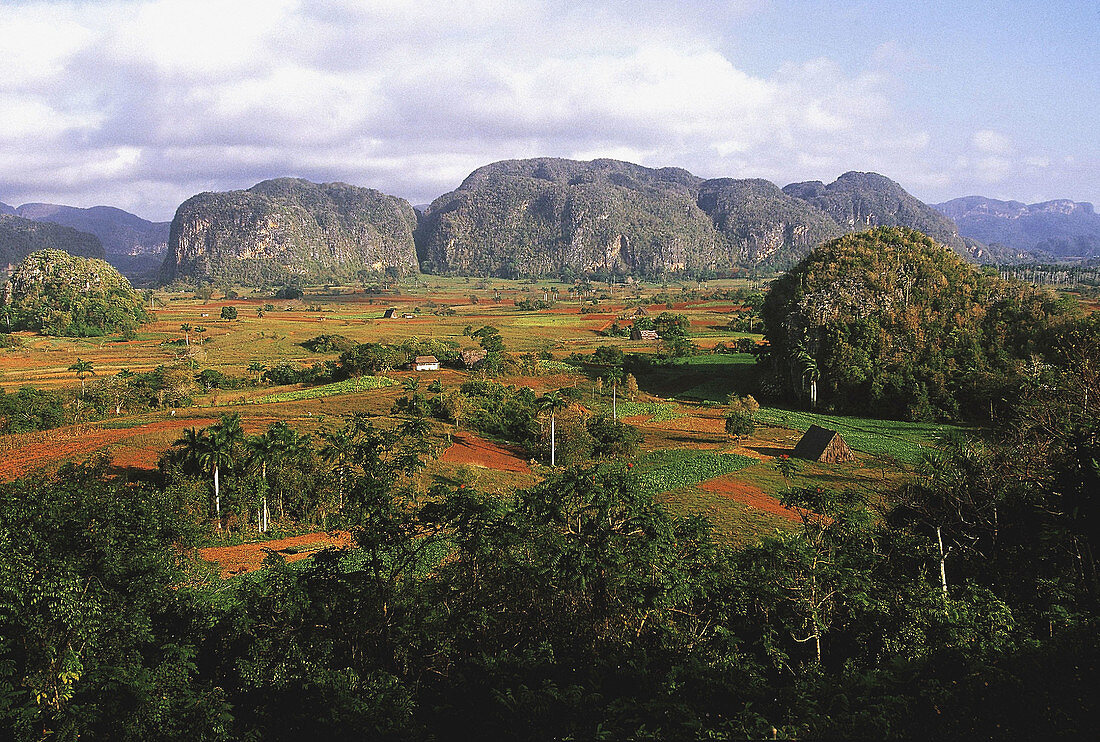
<box><xmin>696</xmin><ymin>474</ymin><xmax>803</xmax><ymax>522</ymax></box>
<box><xmin>198</xmin><ymin>531</ymin><xmax>353</xmax><ymax>578</ymax></box>
<box><xmin>440</xmin><ymin>433</ymin><xmax>532</xmax><ymax>473</ymax></box>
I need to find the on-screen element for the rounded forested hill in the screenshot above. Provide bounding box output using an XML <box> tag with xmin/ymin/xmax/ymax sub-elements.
<box><xmin>0</xmin><ymin>213</ymin><xmax>105</xmax><ymax>267</ymax></box>
<box><xmin>760</xmin><ymin>227</ymin><xmax>1070</xmax><ymax>421</ymax></box>
<box><xmin>3</xmin><ymin>250</ymin><xmax>150</xmax><ymax>336</ymax></box>
<box><xmin>161</xmin><ymin>178</ymin><xmax>419</xmax><ymax>285</ymax></box>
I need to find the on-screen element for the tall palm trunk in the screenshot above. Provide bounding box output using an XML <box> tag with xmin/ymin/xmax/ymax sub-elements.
<box><xmin>213</xmin><ymin>463</ymin><xmax>221</xmax><ymax>529</ymax></box>
<box><xmin>261</xmin><ymin>461</ymin><xmax>269</xmax><ymax>533</ymax></box>
<box><xmin>550</xmin><ymin>412</ymin><xmax>556</xmax><ymax>467</ymax></box>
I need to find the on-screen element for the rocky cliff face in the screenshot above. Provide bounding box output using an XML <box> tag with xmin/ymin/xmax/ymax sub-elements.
<box><xmin>0</xmin><ymin>214</ymin><xmax>105</xmax><ymax>268</ymax></box>
<box><xmin>696</xmin><ymin>178</ymin><xmax>845</xmax><ymax>266</ymax></box>
<box><xmin>784</xmin><ymin>171</ymin><xmax>969</xmax><ymax>256</ymax></box>
<box><xmin>935</xmin><ymin>196</ymin><xmax>1100</xmax><ymax>258</ymax></box>
<box><xmin>161</xmin><ymin>178</ymin><xmax>419</xmax><ymax>285</ymax></box>
<box><xmin>15</xmin><ymin>203</ymin><xmax>169</xmax><ymax>277</ymax></box>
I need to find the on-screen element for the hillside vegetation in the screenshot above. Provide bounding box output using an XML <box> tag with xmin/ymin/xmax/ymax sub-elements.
<box><xmin>2</xmin><ymin>249</ymin><xmax>150</xmax><ymax>336</ymax></box>
<box><xmin>761</xmin><ymin>227</ymin><xmax>1071</xmax><ymax>420</ymax></box>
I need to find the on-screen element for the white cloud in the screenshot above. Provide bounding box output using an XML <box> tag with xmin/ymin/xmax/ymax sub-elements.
<box><xmin>0</xmin><ymin>0</ymin><xmax>1089</xmax><ymax>218</ymax></box>
<box><xmin>972</xmin><ymin>129</ymin><xmax>1013</xmax><ymax>156</ymax></box>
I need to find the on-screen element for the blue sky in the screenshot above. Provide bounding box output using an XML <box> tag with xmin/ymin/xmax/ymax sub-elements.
<box><xmin>0</xmin><ymin>0</ymin><xmax>1096</xmax><ymax>220</ymax></box>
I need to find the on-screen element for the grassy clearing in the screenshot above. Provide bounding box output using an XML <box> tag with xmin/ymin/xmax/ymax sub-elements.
<box><xmin>246</xmin><ymin>375</ymin><xmax>399</xmax><ymax>404</ymax></box>
<box><xmin>635</xmin><ymin>448</ymin><xmax>755</xmax><ymax>495</ymax></box>
<box><xmin>656</xmin><ymin>484</ymin><xmax>796</xmax><ymax>544</ymax></box>
<box><xmin>756</xmin><ymin>407</ymin><xmax>960</xmax><ymax>464</ymax></box>
<box><xmin>601</xmin><ymin>400</ymin><xmax>685</xmax><ymax>422</ymax></box>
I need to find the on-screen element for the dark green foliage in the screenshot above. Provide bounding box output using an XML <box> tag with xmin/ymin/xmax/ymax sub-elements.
<box><xmin>195</xmin><ymin>368</ymin><xmax>247</xmax><ymax>391</ymax></box>
<box><xmin>0</xmin><ymin>387</ymin><xmax>67</xmax><ymax>433</ymax></box>
<box><xmin>586</xmin><ymin>415</ymin><xmax>643</xmax><ymax>458</ymax></box>
<box><xmin>0</xmin><ymin>459</ymin><xmax>225</xmax><ymax>741</ymax></box>
<box><xmin>459</xmin><ymin>379</ymin><xmax>540</xmax><ymax>445</ymax></box>
<box><xmin>3</xmin><ymin>250</ymin><xmax>150</xmax><ymax>336</ymax></box>
<box><xmin>300</xmin><ymin>334</ymin><xmax>357</xmax><ymax>354</ymax></box>
<box><xmin>761</xmin><ymin>227</ymin><xmax>1070</xmax><ymax>420</ymax></box>
<box><xmin>0</xmin><ymin>214</ymin><xmax>104</xmax><ymax>267</ymax></box>
<box><xmin>274</xmin><ymin>286</ymin><xmax>304</xmax><ymax>300</ymax></box>
<box><xmin>161</xmin><ymin>178</ymin><xmax>419</xmax><ymax>286</ymax></box>
<box><xmin>337</xmin><ymin>343</ymin><xmax>408</xmax><ymax>377</ymax></box>
<box><xmin>219</xmin><ymin>305</ymin><xmax>237</xmax><ymax>320</ymax></box>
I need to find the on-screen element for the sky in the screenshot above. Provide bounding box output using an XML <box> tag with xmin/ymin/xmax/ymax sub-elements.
<box><xmin>0</xmin><ymin>0</ymin><xmax>1097</xmax><ymax>221</ymax></box>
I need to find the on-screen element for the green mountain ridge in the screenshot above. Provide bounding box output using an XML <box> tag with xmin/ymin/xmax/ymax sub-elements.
<box><xmin>0</xmin><ymin>213</ymin><xmax>105</xmax><ymax>268</ymax></box>
<box><xmin>417</xmin><ymin>159</ymin><xmax>994</xmax><ymax>278</ymax></box>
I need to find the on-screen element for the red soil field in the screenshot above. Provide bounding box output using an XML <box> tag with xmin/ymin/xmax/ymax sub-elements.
<box><xmin>198</xmin><ymin>531</ymin><xmax>353</xmax><ymax>578</ymax></box>
<box><xmin>696</xmin><ymin>474</ymin><xmax>803</xmax><ymax>522</ymax></box>
<box><xmin>440</xmin><ymin>433</ymin><xmax>532</xmax><ymax>473</ymax></box>
<box><xmin>0</xmin><ymin>417</ymin><xmax>216</xmax><ymax>480</ymax></box>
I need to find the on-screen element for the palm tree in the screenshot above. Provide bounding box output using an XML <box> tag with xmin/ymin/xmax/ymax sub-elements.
<box><xmin>606</xmin><ymin>369</ymin><xmax>624</xmax><ymax>420</ymax></box>
<box><xmin>248</xmin><ymin>361</ymin><xmax>267</xmax><ymax>383</ymax></box>
<box><xmin>320</xmin><ymin>426</ymin><xmax>357</xmax><ymax>510</ymax></box>
<box><xmin>796</xmin><ymin>351</ymin><xmax>819</xmax><ymax>408</ymax></box>
<box><xmin>537</xmin><ymin>391</ymin><xmax>567</xmax><ymax>466</ymax></box>
<box><xmin>245</xmin><ymin>428</ymin><xmax>284</xmax><ymax>532</ymax></box>
<box><xmin>180</xmin><ymin>323</ymin><xmax>192</xmax><ymax>347</ymax></box>
<box><xmin>189</xmin><ymin>415</ymin><xmax>245</xmax><ymax>529</ymax></box>
<box><xmin>68</xmin><ymin>359</ymin><xmax>95</xmax><ymax>400</ymax></box>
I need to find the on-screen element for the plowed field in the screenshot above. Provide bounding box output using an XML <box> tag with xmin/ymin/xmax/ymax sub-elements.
<box><xmin>440</xmin><ymin>433</ymin><xmax>531</xmax><ymax>473</ymax></box>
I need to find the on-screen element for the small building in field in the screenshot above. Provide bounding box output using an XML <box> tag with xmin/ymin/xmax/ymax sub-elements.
<box><xmin>401</xmin><ymin>313</ymin><xmax>416</xmax><ymax>319</ymax></box>
<box><xmin>619</xmin><ymin>306</ymin><xmax>650</xmax><ymax>321</ymax></box>
<box><xmin>461</xmin><ymin>348</ymin><xmax>488</xmax><ymax>368</ymax></box>
<box><xmin>792</xmin><ymin>425</ymin><xmax>855</xmax><ymax>463</ymax></box>
<box><xmin>413</xmin><ymin>355</ymin><xmax>440</xmax><ymax>371</ymax></box>
<box><xmin>382</xmin><ymin>307</ymin><xmax>398</xmax><ymax>318</ymax></box>
<box><xmin>630</xmin><ymin>326</ymin><xmax>660</xmax><ymax>341</ymax></box>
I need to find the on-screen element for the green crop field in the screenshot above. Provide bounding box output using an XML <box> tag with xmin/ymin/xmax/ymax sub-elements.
<box><xmin>634</xmin><ymin>448</ymin><xmax>756</xmax><ymax>495</ymax></box>
<box><xmin>757</xmin><ymin>407</ymin><xmax>961</xmax><ymax>464</ymax></box>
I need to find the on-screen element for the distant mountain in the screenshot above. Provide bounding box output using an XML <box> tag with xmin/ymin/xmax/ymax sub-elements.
<box><xmin>0</xmin><ymin>214</ymin><xmax>105</xmax><ymax>268</ymax></box>
<box><xmin>14</xmin><ymin>203</ymin><xmax>169</xmax><ymax>277</ymax></box>
<box><xmin>161</xmin><ymin>178</ymin><xmax>419</xmax><ymax>285</ymax></box>
<box><xmin>0</xmin><ymin>203</ymin><xmax>15</xmax><ymax>216</ymax></box>
<box><xmin>934</xmin><ymin>196</ymin><xmax>1100</xmax><ymax>259</ymax></box>
<box><xmin>783</xmin><ymin>171</ymin><xmax>970</xmax><ymax>256</ymax></box>
<box><xmin>416</xmin><ymin>159</ymin><xmax>988</xmax><ymax>277</ymax></box>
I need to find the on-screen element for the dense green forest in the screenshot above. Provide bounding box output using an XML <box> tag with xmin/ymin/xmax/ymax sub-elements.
<box><xmin>760</xmin><ymin>227</ymin><xmax>1074</xmax><ymax>420</ymax></box>
<box><xmin>1</xmin><ymin>343</ymin><xmax>1096</xmax><ymax>739</ymax></box>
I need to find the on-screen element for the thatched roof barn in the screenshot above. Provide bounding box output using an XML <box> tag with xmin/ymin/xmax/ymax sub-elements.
<box><xmin>792</xmin><ymin>425</ymin><xmax>855</xmax><ymax>463</ymax></box>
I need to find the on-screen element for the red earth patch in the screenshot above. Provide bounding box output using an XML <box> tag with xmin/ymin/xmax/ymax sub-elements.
<box><xmin>440</xmin><ymin>433</ymin><xmax>532</xmax><ymax>473</ymax></box>
<box><xmin>198</xmin><ymin>531</ymin><xmax>353</xmax><ymax>578</ymax></box>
